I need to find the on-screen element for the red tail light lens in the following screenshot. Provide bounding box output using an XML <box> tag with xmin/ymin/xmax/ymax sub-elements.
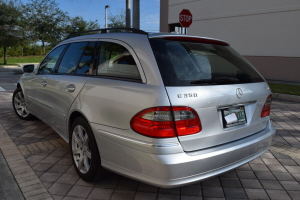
<box><xmin>261</xmin><ymin>95</ymin><xmax>272</xmax><ymax>118</ymax></box>
<box><xmin>173</xmin><ymin>107</ymin><xmax>201</xmax><ymax>136</ymax></box>
<box><xmin>130</xmin><ymin>106</ymin><xmax>201</xmax><ymax>138</ymax></box>
<box><xmin>130</xmin><ymin>107</ymin><xmax>176</xmax><ymax>138</ymax></box>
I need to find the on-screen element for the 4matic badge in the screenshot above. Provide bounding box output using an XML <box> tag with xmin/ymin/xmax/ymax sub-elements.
<box><xmin>177</xmin><ymin>93</ymin><xmax>198</xmax><ymax>98</ymax></box>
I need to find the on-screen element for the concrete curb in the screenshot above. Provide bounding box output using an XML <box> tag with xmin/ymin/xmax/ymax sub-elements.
<box><xmin>0</xmin><ymin>65</ymin><xmax>20</xmax><ymax>68</ymax></box>
<box><xmin>0</xmin><ymin>63</ymin><xmax>39</xmax><ymax>74</ymax></box>
<box><xmin>0</xmin><ymin>123</ymin><xmax>53</xmax><ymax>200</ymax></box>
<box><xmin>272</xmin><ymin>93</ymin><xmax>300</xmax><ymax>103</ymax></box>
<box><xmin>0</xmin><ymin>63</ymin><xmax>39</xmax><ymax>68</ymax></box>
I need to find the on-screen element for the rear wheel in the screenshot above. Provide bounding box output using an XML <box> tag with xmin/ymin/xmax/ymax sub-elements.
<box><xmin>12</xmin><ymin>87</ymin><xmax>34</xmax><ymax>120</ymax></box>
<box><xmin>70</xmin><ymin>117</ymin><xmax>106</xmax><ymax>181</ymax></box>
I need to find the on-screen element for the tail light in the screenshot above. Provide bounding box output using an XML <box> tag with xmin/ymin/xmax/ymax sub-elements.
<box><xmin>261</xmin><ymin>95</ymin><xmax>272</xmax><ymax>118</ymax></box>
<box><xmin>130</xmin><ymin>106</ymin><xmax>201</xmax><ymax>138</ymax></box>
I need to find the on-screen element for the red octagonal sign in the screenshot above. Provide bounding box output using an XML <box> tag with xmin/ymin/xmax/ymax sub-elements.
<box><xmin>179</xmin><ymin>9</ymin><xmax>193</xmax><ymax>28</ymax></box>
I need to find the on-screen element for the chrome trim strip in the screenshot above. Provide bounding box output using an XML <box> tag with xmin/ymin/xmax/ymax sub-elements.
<box><xmin>217</xmin><ymin>100</ymin><xmax>257</xmax><ymax>110</ymax></box>
<box><xmin>28</xmin><ymin>96</ymin><xmax>66</xmax><ymax>118</ymax></box>
<box><xmin>98</xmin><ymin>130</ymin><xmax>180</xmax><ymax>148</ymax></box>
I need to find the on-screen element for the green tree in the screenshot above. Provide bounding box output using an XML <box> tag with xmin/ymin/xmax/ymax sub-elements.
<box><xmin>65</xmin><ymin>16</ymin><xmax>100</xmax><ymax>37</ymax></box>
<box><xmin>0</xmin><ymin>0</ymin><xmax>26</xmax><ymax>64</ymax></box>
<box><xmin>25</xmin><ymin>0</ymin><xmax>68</xmax><ymax>54</ymax></box>
<box><xmin>108</xmin><ymin>10</ymin><xmax>125</xmax><ymax>28</ymax></box>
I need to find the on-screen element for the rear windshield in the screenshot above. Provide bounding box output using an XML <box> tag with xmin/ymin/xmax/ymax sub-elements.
<box><xmin>149</xmin><ymin>38</ymin><xmax>264</xmax><ymax>86</ymax></box>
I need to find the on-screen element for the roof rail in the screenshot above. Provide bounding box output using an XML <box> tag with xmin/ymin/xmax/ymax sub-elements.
<box><xmin>65</xmin><ymin>28</ymin><xmax>148</xmax><ymax>39</ymax></box>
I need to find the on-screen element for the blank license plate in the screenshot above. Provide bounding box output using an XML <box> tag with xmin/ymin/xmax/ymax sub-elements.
<box><xmin>221</xmin><ymin>106</ymin><xmax>247</xmax><ymax>128</ymax></box>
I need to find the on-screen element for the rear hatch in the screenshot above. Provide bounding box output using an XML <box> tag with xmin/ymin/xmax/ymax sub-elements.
<box><xmin>149</xmin><ymin>36</ymin><xmax>271</xmax><ymax>152</ymax></box>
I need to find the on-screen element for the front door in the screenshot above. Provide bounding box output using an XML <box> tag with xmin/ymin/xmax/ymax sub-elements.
<box><xmin>26</xmin><ymin>44</ymin><xmax>67</xmax><ymax>121</ymax></box>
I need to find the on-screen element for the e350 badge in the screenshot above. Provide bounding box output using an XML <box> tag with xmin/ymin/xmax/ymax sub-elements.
<box><xmin>177</xmin><ymin>93</ymin><xmax>198</xmax><ymax>98</ymax></box>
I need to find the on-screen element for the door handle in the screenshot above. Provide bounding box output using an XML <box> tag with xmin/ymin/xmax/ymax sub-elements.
<box><xmin>41</xmin><ymin>81</ymin><xmax>47</xmax><ymax>87</ymax></box>
<box><xmin>66</xmin><ymin>84</ymin><xmax>75</xmax><ymax>92</ymax></box>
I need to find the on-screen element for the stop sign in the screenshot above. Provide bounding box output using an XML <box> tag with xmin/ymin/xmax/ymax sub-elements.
<box><xmin>179</xmin><ymin>9</ymin><xmax>193</xmax><ymax>28</ymax></box>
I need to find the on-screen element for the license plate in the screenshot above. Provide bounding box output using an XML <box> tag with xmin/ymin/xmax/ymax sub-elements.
<box><xmin>221</xmin><ymin>106</ymin><xmax>247</xmax><ymax>128</ymax></box>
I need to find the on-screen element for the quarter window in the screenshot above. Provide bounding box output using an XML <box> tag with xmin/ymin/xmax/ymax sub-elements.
<box><xmin>56</xmin><ymin>42</ymin><xmax>88</xmax><ymax>74</ymax></box>
<box><xmin>38</xmin><ymin>45</ymin><xmax>66</xmax><ymax>74</ymax></box>
<box><xmin>97</xmin><ymin>42</ymin><xmax>140</xmax><ymax>80</ymax></box>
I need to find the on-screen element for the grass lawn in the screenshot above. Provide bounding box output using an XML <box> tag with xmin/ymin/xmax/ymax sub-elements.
<box><xmin>0</xmin><ymin>56</ymin><xmax>44</xmax><ymax>65</ymax></box>
<box><xmin>268</xmin><ymin>82</ymin><xmax>300</xmax><ymax>96</ymax></box>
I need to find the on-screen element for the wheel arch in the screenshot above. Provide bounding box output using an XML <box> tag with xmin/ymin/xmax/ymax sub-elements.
<box><xmin>68</xmin><ymin>111</ymin><xmax>88</xmax><ymax>136</ymax></box>
<box><xmin>16</xmin><ymin>83</ymin><xmax>23</xmax><ymax>91</ymax></box>
<box><xmin>16</xmin><ymin>82</ymin><xmax>26</xmax><ymax>97</ymax></box>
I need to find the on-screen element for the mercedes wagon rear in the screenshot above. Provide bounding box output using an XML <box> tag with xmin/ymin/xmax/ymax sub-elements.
<box><xmin>92</xmin><ymin>33</ymin><xmax>275</xmax><ymax>187</ymax></box>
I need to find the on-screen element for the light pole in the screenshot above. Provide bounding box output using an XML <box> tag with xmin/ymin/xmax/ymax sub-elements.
<box><xmin>133</xmin><ymin>0</ymin><xmax>140</xmax><ymax>29</ymax></box>
<box><xmin>105</xmin><ymin>5</ymin><xmax>110</xmax><ymax>28</ymax></box>
<box><xmin>126</xmin><ymin>0</ymin><xmax>131</xmax><ymax>28</ymax></box>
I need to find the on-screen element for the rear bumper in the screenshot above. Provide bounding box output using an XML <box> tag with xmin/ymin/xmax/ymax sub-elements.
<box><xmin>93</xmin><ymin>120</ymin><xmax>275</xmax><ymax>188</ymax></box>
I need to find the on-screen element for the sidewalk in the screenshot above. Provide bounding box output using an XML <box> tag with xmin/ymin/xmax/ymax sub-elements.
<box><xmin>0</xmin><ymin>91</ymin><xmax>300</xmax><ymax>199</ymax></box>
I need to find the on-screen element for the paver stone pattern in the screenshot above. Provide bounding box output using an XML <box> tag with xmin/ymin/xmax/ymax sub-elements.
<box><xmin>0</xmin><ymin>91</ymin><xmax>300</xmax><ymax>200</ymax></box>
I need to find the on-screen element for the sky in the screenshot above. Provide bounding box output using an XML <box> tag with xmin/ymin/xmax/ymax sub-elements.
<box><xmin>22</xmin><ymin>0</ymin><xmax>160</xmax><ymax>32</ymax></box>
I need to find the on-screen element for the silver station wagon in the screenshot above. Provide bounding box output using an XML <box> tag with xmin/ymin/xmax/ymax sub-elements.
<box><xmin>13</xmin><ymin>28</ymin><xmax>275</xmax><ymax>188</ymax></box>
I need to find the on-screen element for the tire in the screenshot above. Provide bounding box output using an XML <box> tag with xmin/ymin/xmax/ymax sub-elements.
<box><xmin>12</xmin><ymin>87</ymin><xmax>34</xmax><ymax>120</ymax></box>
<box><xmin>70</xmin><ymin>117</ymin><xmax>106</xmax><ymax>181</ymax></box>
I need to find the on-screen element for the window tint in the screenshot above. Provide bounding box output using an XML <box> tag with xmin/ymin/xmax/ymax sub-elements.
<box><xmin>150</xmin><ymin>38</ymin><xmax>264</xmax><ymax>86</ymax></box>
<box><xmin>56</xmin><ymin>42</ymin><xmax>88</xmax><ymax>74</ymax></box>
<box><xmin>97</xmin><ymin>42</ymin><xmax>140</xmax><ymax>80</ymax></box>
<box><xmin>76</xmin><ymin>42</ymin><xmax>97</xmax><ymax>75</ymax></box>
<box><xmin>38</xmin><ymin>45</ymin><xmax>66</xmax><ymax>74</ymax></box>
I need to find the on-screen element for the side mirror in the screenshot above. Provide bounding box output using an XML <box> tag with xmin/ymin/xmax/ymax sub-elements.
<box><xmin>23</xmin><ymin>64</ymin><xmax>35</xmax><ymax>73</ymax></box>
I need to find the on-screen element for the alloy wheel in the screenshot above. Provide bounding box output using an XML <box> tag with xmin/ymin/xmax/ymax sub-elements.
<box><xmin>14</xmin><ymin>91</ymin><xmax>30</xmax><ymax>118</ymax></box>
<box><xmin>72</xmin><ymin>125</ymin><xmax>91</xmax><ymax>174</ymax></box>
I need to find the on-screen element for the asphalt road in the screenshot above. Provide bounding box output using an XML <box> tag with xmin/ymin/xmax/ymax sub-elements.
<box><xmin>0</xmin><ymin>66</ymin><xmax>22</xmax><ymax>92</ymax></box>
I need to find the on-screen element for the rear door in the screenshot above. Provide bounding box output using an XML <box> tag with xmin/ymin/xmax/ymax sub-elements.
<box><xmin>150</xmin><ymin>37</ymin><xmax>271</xmax><ymax>151</ymax></box>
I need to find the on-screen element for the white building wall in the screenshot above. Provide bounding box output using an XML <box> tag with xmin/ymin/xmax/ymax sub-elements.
<box><xmin>165</xmin><ymin>0</ymin><xmax>300</xmax><ymax>82</ymax></box>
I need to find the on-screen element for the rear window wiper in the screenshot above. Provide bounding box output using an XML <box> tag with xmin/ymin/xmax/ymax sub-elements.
<box><xmin>190</xmin><ymin>77</ymin><xmax>239</xmax><ymax>85</ymax></box>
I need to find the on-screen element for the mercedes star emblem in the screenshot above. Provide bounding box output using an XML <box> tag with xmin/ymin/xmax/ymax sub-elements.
<box><xmin>236</xmin><ymin>88</ymin><xmax>243</xmax><ymax>99</ymax></box>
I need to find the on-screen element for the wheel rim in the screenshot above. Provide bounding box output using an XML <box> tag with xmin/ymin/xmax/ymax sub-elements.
<box><xmin>14</xmin><ymin>91</ymin><xmax>30</xmax><ymax>118</ymax></box>
<box><xmin>72</xmin><ymin>125</ymin><xmax>91</xmax><ymax>174</ymax></box>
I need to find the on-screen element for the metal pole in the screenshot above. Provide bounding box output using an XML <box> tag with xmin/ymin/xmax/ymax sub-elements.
<box><xmin>126</xmin><ymin>0</ymin><xmax>131</xmax><ymax>28</ymax></box>
<box><xmin>133</xmin><ymin>0</ymin><xmax>140</xmax><ymax>29</ymax></box>
<box><xmin>105</xmin><ymin>5</ymin><xmax>110</xmax><ymax>28</ymax></box>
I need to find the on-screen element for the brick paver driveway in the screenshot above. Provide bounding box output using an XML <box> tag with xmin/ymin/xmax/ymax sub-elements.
<box><xmin>0</xmin><ymin>89</ymin><xmax>300</xmax><ymax>199</ymax></box>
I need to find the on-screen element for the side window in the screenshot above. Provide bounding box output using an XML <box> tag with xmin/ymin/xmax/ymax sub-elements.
<box><xmin>56</xmin><ymin>42</ymin><xmax>88</xmax><ymax>74</ymax></box>
<box><xmin>38</xmin><ymin>45</ymin><xmax>66</xmax><ymax>74</ymax></box>
<box><xmin>76</xmin><ymin>42</ymin><xmax>97</xmax><ymax>75</ymax></box>
<box><xmin>97</xmin><ymin>42</ymin><xmax>141</xmax><ymax>79</ymax></box>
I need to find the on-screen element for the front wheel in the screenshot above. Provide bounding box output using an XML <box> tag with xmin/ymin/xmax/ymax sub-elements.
<box><xmin>70</xmin><ymin>117</ymin><xmax>106</xmax><ymax>181</ymax></box>
<box><xmin>12</xmin><ymin>87</ymin><xmax>34</xmax><ymax>120</ymax></box>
